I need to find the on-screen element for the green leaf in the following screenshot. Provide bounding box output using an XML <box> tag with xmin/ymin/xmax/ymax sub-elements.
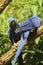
<box><xmin>38</xmin><ymin>0</ymin><xmax>43</xmax><ymax>7</ymax></box>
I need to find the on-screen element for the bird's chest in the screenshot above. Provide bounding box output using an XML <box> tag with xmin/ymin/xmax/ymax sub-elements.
<box><xmin>12</xmin><ymin>30</ymin><xmax>21</xmax><ymax>43</ymax></box>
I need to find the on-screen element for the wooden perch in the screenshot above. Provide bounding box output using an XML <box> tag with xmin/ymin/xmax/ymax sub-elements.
<box><xmin>0</xmin><ymin>25</ymin><xmax>43</xmax><ymax>65</ymax></box>
<box><xmin>0</xmin><ymin>0</ymin><xmax>12</xmax><ymax>14</ymax></box>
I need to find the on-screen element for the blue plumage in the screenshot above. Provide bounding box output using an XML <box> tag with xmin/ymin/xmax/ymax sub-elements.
<box><xmin>8</xmin><ymin>15</ymin><xmax>41</xmax><ymax>65</ymax></box>
<box><xmin>15</xmin><ymin>15</ymin><xmax>41</xmax><ymax>34</ymax></box>
<box><xmin>12</xmin><ymin>31</ymin><xmax>29</xmax><ymax>65</ymax></box>
<box><xmin>8</xmin><ymin>17</ymin><xmax>16</xmax><ymax>22</ymax></box>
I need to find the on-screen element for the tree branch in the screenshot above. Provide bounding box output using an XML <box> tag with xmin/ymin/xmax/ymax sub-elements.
<box><xmin>0</xmin><ymin>25</ymin><xmax>43</xmax><ymax>65</ymax></box>
<box><xmin>0</xmin><ymin>0</ymin><xmax>12</xmax><ymax>14</ymax></box>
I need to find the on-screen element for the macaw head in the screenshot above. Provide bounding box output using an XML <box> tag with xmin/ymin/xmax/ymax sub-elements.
<box><xmin>8</xmin><ymin>17</ymin><xmax>17</xmax><ymax>29</ymax></box>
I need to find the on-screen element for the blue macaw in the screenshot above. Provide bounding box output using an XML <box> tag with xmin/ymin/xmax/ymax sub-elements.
<box><xmin>8</xmin><ymin>17</ymin><xmax>21</xmax><ymax>44</ymax></box>
<box><xmin>8</xmin><ymin>15</ymin><xmax>41</xmax><ymax>65</ymax></box>
<box><xmin>8</xmin><ymin>17</ymin><xmax>24</xmax><ymax>65</ymax></box>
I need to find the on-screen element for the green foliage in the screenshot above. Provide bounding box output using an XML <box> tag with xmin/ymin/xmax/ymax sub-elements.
<box><xmin>22</xmin><ymin>35</ymin><xmax>43</xmax><ymax>65</ymax></box>
<box><xmin>0</xmin><ymin>0</ymin><xmax>43</xmax><ymax>33</ymax></box>
<box><xmin>0</xmin><ymin>0</ymin><xmax>43</xmax><ymax>65</ymax></box>
<box><xmin>0</xmin><ymin>35</ymin><xmax>11</xmax><ymax>56</ymax></box>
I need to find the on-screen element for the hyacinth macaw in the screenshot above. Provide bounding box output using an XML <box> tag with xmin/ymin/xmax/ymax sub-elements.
<box><xmin>8</xmin><ymin>17</ymin><xmax>24</xmax><ymax>65</ymax></box>
<box><xmin>8</xmin><ymin>15</ymin><xmax>41</xmax><ymax>65</ymax></box>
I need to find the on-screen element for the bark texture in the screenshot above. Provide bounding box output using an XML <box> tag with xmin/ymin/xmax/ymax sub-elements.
<box><xmin>0</xmin><ymin>0</ymin><xmax>12</xmax><ymax>14</ymax></box>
